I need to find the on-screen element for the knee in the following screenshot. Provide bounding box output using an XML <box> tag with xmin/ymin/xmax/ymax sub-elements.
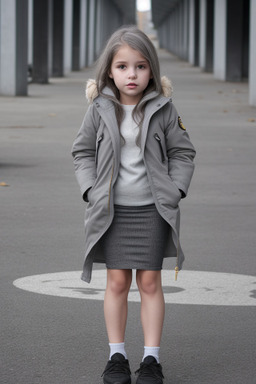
<box><xmin>136</xmin><ymin>272</ymin><xmax>160</xmax><ymax>295</ymax></box>
<box><xmin>107</xmin><ymin>271</ymin><xmax>131</xmax><ymax>296</ymax></box>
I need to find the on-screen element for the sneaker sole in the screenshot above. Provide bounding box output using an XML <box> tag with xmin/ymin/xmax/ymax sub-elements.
<box><xmin>103</xmin><ymin>380</ymin><xmax>131</xmax><ymax>384</ymax></box>
<box><xmin>103</xmin><ymin>380</ymin><xmax>132</xmax><ymax>384</ymax></box>
<box><xmin>103</xmin><ymin>379</ymin><xmax>131</xmax><ymax>384</ymax></box>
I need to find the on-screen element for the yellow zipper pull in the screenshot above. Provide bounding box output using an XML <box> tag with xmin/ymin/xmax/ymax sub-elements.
<box><xmin>175</xmin><ymin>238</ymin><xmax>179</xmax><ymax>281</ymax></box>
<box><xmin>175</xmin><ymin>266</ymin><xmax>179</xmax><ymax>281</ymax></box>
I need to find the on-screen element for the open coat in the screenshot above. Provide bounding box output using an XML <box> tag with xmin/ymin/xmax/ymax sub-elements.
<box><xmin>72</xmin><ymin>78</ymin><xmax>196</xmax><ymax>283</ymax></box>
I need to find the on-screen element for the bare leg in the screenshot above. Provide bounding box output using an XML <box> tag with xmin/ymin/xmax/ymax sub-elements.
<box><xmin>136</xmin><ymin>270</ymin><xmax>165</xmax><ymax>346</ymax></box>
<box><xmin>104</xmin><ymin>269</ymin><xmax>132</xmax><ymax>343</ymax></box>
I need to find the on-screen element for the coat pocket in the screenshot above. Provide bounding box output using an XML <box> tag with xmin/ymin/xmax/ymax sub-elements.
<box><xmin>154</xmin><ymin>133</ymin><xmax>166</xmax><ymax>162</ymax></box>
<box><xmin>95</xmin><ymin>133</ymin><xmax>104</xmax><ymax>167</ymax></box>
<box><xmin>165</xmin><ymin>178</ymin><xmax>182</xmax><ymax>208</ymax></box>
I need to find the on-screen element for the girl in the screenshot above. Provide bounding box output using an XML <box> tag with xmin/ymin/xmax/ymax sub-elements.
<box><xmin>72</xmin><ymin>26</ymin><xmax>195</xmax><ymax>384</ymax></box>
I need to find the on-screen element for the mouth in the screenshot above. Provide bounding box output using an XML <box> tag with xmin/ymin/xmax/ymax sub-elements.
<box><xmin>127</xmin><ymin>83</ymin><xmax>137</xmax><ymax>88</ymax></box>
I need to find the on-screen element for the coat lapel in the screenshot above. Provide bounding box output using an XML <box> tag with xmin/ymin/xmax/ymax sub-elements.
<box><xmin>93</xmin><ymin>98</ymin><xmax>121</xmax><ymax>168</ymax></box>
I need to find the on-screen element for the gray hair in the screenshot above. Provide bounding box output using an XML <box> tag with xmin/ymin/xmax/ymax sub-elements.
<box><xmin>95</xmin><ymin>25</ymin><xmax>162</xmax><ymax>134</ymax></box>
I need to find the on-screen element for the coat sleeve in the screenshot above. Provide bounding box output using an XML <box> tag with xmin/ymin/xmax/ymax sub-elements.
<box><xmin>164</xmin><ymin>102</ymin><xmax>196</xmax><ymax>197</ymax></box>
<box><xmin>71</xmin><ymin>105</ymin><xmax>99</xmax><ymax>201</ymax></box>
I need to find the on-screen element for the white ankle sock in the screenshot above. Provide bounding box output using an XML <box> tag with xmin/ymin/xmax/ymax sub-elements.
<box><xmin>143</xmin><ymin>346</ymin><xmax>160</xmax><ymax>363</ymax></box>
<box><xmin>109</xmin><ymin>342</ymin><xmax>127</xmax><ymax>359</ymax></box>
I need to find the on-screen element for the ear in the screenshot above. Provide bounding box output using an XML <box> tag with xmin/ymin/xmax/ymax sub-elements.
<box><xmin>109</xmin><ymin>72</ymin><xmax>113</xmax><ymax>79</ymax></box>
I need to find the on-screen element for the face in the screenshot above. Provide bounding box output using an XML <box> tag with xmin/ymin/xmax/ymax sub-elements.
<box><xmin>109</xmin><ymin>44</ymin><xmax>152</xmax><ymax>105</ymax></box>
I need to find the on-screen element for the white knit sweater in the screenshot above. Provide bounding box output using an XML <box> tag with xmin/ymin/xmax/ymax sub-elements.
<box><xmin>114</xmin><ymin>105</ymin><xmax>154</xmax><ymax>206</ymax></box>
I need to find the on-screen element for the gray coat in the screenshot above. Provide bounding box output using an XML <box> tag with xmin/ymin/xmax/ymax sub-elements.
<box><xmin>72</xmin><ymin>78</ymin><xmax>196</xmax><ymax>283</ymax></box>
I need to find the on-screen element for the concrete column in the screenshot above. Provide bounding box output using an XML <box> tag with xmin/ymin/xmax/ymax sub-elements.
<box><xmin>49</xmin><ymin>1</ymin><xmax>54</xmax><ymax>77</ymax></box>
<box><xmin>162</xmin><ymin>23</ymin><xmax>167</xmax><ymax>50</ymax></box>
<box><xmin>161</xmin><ymin>17</ymin><xmax>166</xmax><ymax>50</ymax></box>
<box><xmin>98</xmin><ymin>0</ymin><xmax>108</xmax><ymax>53</ymax></box>
<box><xmin>48</xmin><ymin>0</ymin><xmax>53</xmax><ymax>77</ymax></box>
<box><xmin>226</xmin><ymin>0</ymin><xmax>244</xmax><ymax>81</ymax></box>
<box><xmin>80</xmin><ymin>0</ymin><xmax>87</xmax><ymax>68</ymax></box>
<box><xmin>169</xmin><ymin>11</ymin><xmax>173</xmax><ymax>52</ymax></box>
<box><xmin>213</xmin><ymin>0</ymin><xmax>227</xmax><ymax>80</ymax></box>
<box><xmin>16</xmin><ymin>0</ymin><xmax>29</xmax><ymax>94</ymax></box>
<box><xmin>199</xmin><ymin>0</ymin><xmax>206</xmax><ymax>69</ymax></box>
<box><xmin>183</xmin><ymin>0</ymin><xmax>189</xmax><ymax>60</ymax></box>
<box><xmin>107</xmin><ymin>0</ymin><xmax>122</xmax><ymax>35</ymax></box>
<box><xmin>85</xmin><ymin>0</ymin><xmax>90</xmax><ymax>67</ymax></box>
<box><xmin>177</xmin><ymin>6</ymin><xmax>181</xmax><ymax>56</ymax></box>
<box><xmin>168</xmin><ymin>16</ymin><xmax>172</xmax><ymax>52</ymax></box>
<box><xmin>171</xmin><ymin>13</ymin><xmax>174</xmax><ymax>52</ymax></box>
<box><xmin>179</xmin><ymin>0</ymin><xmax>184</xmax><ymax>58</ymax></box>
<box><xmin>160</xmin><ymin>25</ymin><xmax>165</xmax><ymax>50</ymax></box>
<box><xmin>52</xmin><ymin>0</ymin><xmax>64</xmax><ymax>76</ymax></box>
<box><xmin>174</xmin><ymin>10</ymin><xmax>177</xmax><ymax>53</ymax></box>
<box><xmin>88</xmin><ymin>0</ymin><xmax>96</xmax><ymax>66</ymax></box>
<box><xmin>0</xmin><ymin>0</ymin><xmax>28</xmax><ymax>95</ymax></box>
<box><xmin>95</xmin><ymin>0</ymin><xmax>103</xmax><ymax>58</ymax></box>
<box><xmin>189</xmin><ymin>0</ymin><xmax>199</xmax><ymax>65</ymax></box>
<box><xmin>72</xmin><ymin>0</ymin><xmax>80</xmax><ymax>70</ymax></box>
<box><xmin>169</xmin><ymin>12</ymin><xmax>174</xmax><ymax>52</ymax></box>
<box><xmin>249</xmin><ymin>0</ymin><xmax>256</xmax><ymax>106</ymax></box>
<box><xmin>194</xmin><ymin>0</ymin><xmax>199</xmax><ymax>66</ymax></box>
<box><xmin>199</xmin><ymin>0</ymin><xmax>213</xmax><ymax>71</ymax></box>
<box><xmin>64</xmin><ymin>0</ymin><xmax>73</xmax><ymax>75</ymax></box>
<box><xmin>157</xmin><ymin>25</ymin><xmax>163</xmax><ymax>49</ymax></box>
<box><xmin>33</xmin><ymin>0</ymin><xmax>49</xmax><ymax>83</ymax></box>
<box><xmin>177</xmin><ymin>3</ymin><xmax>182</xmax><ymax>57</ymax></box>
<box><xmin>28</xmin><ymin>0</ymin><xmax>33</xmax><ymax>68</ymax></box>
<box><xmin>242</xmin><ymin>0</ymin><xmax>249</xmax><ymax>79</ymax></box>
<box><xmin>179</xmin><ymin>3</ymin><xmax>183</xmax><ymax>57</ymax></box>
<box><xmin>177</xmin><ymin>7</ymin><xmax>181</xmax><ymax>55</ymax></box>
<box><xmin>188</xmin><ymin>0</ymin><xmax>195</xmax><ymax>64</ymax></box>
<box><xmin>205</xmin><ymin>0</ymin><xmax>214</xmax><ymax>72</ymax></box>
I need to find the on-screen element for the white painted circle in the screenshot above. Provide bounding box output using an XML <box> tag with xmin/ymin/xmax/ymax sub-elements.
<box><xmin>13</xmin><ymin>270</ymin><xmax>256</xmax><ymax>306</ymax></box>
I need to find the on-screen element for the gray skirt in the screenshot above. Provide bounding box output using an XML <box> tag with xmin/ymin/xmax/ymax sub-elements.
<box><xmin>100</xmin><ymin>204</ymin><xmax>170</xmax><ymax>270</ymax></box>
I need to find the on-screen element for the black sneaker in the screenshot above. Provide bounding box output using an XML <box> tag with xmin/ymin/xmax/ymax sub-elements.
<box><xmin>102</xmin><ymin>353</ymin><xmax>131</xmax><ymax>384</ymax></box>
<box><xmin>135</xmin><ymin>356</ymin><xmax>164</xmax><ymax>384</ymax></box>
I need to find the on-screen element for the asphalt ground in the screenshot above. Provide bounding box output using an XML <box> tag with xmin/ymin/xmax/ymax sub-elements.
<box><xmin>1</xmin><ymin>49</ymin><xmax>256</xmax><ymax>384</ymax></box>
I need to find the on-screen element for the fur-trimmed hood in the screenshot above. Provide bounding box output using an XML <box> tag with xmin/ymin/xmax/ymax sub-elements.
<box><xmin>85</xmin><ymin>76</ymin><xmax>173</xmax><ymax>104</ymax></box>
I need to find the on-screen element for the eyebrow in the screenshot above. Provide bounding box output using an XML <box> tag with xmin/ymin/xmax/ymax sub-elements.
<box><xmin>113</xmin><ymin>60</ymin><xmax>148</xmax><ymax>64</ymax></box>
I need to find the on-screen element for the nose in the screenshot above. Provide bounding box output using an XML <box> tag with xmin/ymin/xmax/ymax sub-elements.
<box><xmin>128</xmin><ymin>68</ymin><xmax>137</xmax><ymax>79</ymax></box>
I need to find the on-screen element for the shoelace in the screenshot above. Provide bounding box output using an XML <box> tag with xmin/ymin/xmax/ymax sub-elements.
<box><xmin>135</xmin><ymin>362</ymin><xmax>164</xmax><ymax>379</ymax></box>
<box><xmin>102</xmin><ymin>360</ymin><xmax>131</xmax><ymax>377</ymax></box>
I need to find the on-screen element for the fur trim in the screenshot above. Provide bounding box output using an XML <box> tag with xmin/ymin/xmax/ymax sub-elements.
<box><xmin>161</xmin><ymin>76</ymin><xmax>173</xmax><ymax>97</ymax></box>
<box><xmin>85</xmin><ymin>79</ymin><xmax>98</xmax><ymax>103</ymax></box>
<box><xmin>85</xmin><ymin>76</ymin><xmax>172</xmax><ymax>103</ymax></box>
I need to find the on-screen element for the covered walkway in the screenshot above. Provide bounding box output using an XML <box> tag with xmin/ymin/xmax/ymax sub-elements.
<box><xmin>152</xmin><ymin>0</ymin><xmax>256</xmax><ymax>106</ymax></box>
<box><xmin>0</xmin><ymin>0</ymin><xmax>256</xmax><ymax>106</ymax></box>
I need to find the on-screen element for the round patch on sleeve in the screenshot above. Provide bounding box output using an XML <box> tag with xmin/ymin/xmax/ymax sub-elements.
<box><xmin>178</xmin><ymin>116</ymin><xmax>186</xmax><ymax>130</ymax></box>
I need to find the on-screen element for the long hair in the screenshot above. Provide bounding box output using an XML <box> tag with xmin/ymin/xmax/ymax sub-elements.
<box><xmin>95</xmin><ymin>26</ymin><xmax>162</xmax><ymax>135</ymax></box>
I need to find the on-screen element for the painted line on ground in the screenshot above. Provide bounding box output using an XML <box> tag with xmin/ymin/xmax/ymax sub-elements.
<box><xmin>13</xmin><ymin>270</ymin><xmax>256</xmax><ymax>306</ymax></box>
